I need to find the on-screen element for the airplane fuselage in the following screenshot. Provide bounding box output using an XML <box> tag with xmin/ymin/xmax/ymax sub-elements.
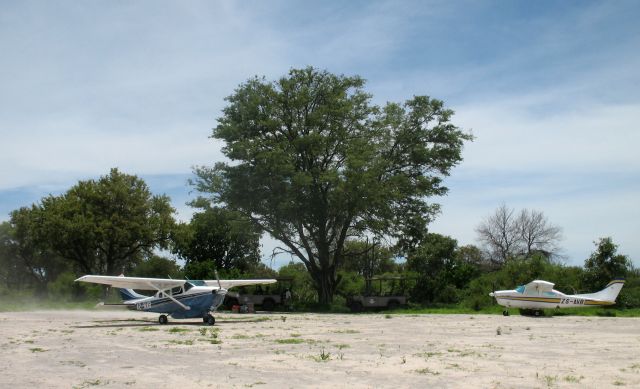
<box><xmin>125</xmin><ymin>286</ymin><xmax>226</xmax><ymax>319</ymax></box>
<box><xmin>490</xmin><ymin>279</ymin><xmax>624</xmax><ymax>313</ymax></box>
<box><xmin>491</xmin><ymin>289</ymin><xmax>614</xmax><ymax>310</ymax></box>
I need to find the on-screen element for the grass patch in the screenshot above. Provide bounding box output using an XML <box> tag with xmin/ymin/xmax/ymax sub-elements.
<box><xmin>167</xmin><ymin>339</ymin><xmax>194</xmax><ymax>345</ymax></box>
<box><xmin>330</xmin><ymin>329</ymin><xmax>359</xmax><ymax>334</ymax></box>
<box><xmin>167</xmin><ymin>327</ymin><xmax>190</xmax><ymax>334</ymax></box>
<box><xmin>138</xmin><ymin>327</ymin><xmax>159</xmax><ymax>332</ymax></box>
<box><xmin>310</xmin><ymin>348</ymin><xmax>331</xmax><ymax>362</ymax></box>
<box><xmin>563</xmin><ymin>375</ymin><xmax>583</xmax><ymax>383</ymax></box>
<box><xmin>275</xmin><ymin>338</ymin><xmax>305</xmax><ymax>344</ymax></box>
<box><xmin>245</xmin><ymin>382</ymin><xmax>266</xmax><ymax>387</ymax></box>
<box><xmin>414</xmin><ymin>351</ymin><xmax>442</xmax><ymax>358</ymax></box>
<box><xmin>415</xmin><ymin>367</ymin><xmax>440</xmax><ymax>375</ymax></box>
<box><xmin>60</xmin><ymin>360</ymin><xmax>87</xmax><ymax>368</ymax></box>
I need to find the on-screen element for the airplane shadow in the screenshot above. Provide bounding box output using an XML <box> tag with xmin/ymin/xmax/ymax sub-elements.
<box><xmin>72</xmin><ymin>317</ymin><xmax>274</xmax><ymax>329</ymax></box>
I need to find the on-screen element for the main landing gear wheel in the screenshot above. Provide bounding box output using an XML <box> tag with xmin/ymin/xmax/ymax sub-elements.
<box><xmin>159</xmin><ymin>314</ymin><xmax>168</xmax><ymax>325</ymax></box>
<box><xmin>502</xmin><ymin>310</ymin><xmax>510</xmax><ymax>316</ymax></box>
<box><xmin>203</xmin><ymin>314</ymin><xmax>215</xmax><ymax>326</ymax></box>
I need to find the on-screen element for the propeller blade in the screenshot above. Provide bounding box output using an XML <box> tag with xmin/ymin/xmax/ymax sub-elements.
<box><xmin>214</xmin><ymin>269</ymin><xmax>222</xmax><ymax>290</ymax></box>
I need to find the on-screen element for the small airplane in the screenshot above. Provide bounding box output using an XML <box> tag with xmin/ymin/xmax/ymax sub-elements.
<box><xmin>489</xmin><ymin>278</ymin><xmax>625</xmax><ymax>316</ymax></box>
<box><xmin>75</xmin><ymin>274</ymin><xmax>276</xmax><ymax>325</ymax></box>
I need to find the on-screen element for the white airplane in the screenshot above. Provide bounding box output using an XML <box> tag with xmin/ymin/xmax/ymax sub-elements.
<box><xmin>489</xmin><ymin>278</ymin><xmax>625</xmax><ymax>316</ymax></box>
<box><xmin>75</xmin><ymin>274</ymin><xmax>276</xmax><ymax>325</ymax></box>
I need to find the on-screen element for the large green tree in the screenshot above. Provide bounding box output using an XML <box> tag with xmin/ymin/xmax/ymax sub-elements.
<box><xmin>171</xmin><ymin>200</ymin><xmax>262</xmax><ymax>279</ymax></box>
<box><xmin>193</xmin><ymin>67</ymin><xmax>471</xmax><ymax>303</ymax></box>
<box><xmin>2</xmin><ymin>213</ymin><xmax>68</xmax><ymax>292</ymax></box>
<box><xmin>583</xmin><ymin>237</ymin><xmax>630</xmax><ymax>290</ymax></box>
<box><xmin>407</xmin><ymin>233</ymin><xmax>478</xmax><ymax>304</ymax></box>
<box><xmin>13</xmin><ymin>168</ymin><xmax>175</xmax><ymax>276</ymax></box>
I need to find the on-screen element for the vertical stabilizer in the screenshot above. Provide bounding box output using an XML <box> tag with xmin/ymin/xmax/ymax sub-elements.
<box><xmin>577</xmin><ymin>279</ymin><xmax>625</xmax><ymax>302</ymax></box>
<box><xmin>119</xmin><ymin>288</ymin><xmax>147</xmax><ymax>301</ymax></box>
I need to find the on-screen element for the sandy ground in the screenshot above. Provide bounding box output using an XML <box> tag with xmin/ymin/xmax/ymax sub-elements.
<box><xmin>0</xmin><ymin>310</ymin><xmax>639</xmax><ymax>388</ymax></box>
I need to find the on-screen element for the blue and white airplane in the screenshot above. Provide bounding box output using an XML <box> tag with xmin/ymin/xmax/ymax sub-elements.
<box><xmin>76</xmin><ymin>275</ymin><xmax>276</xmax><ymax>325</ymax></box>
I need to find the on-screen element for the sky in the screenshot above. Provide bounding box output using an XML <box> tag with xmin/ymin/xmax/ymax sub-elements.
<box><xmin>1</xmin><ymin>0</ymin><xmax>639</xmax><ymax>269</ymax></box>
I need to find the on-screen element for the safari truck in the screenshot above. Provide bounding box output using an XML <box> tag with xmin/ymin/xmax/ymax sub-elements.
<box><xmin>224</xmin><ymin>277</ymin><xmax>293</xmax><ymax>311</ymax></box>
<box><xmin>347</xmin><ymin>276</ymin><xmax>414</xmax><ymax>312</ymax></box>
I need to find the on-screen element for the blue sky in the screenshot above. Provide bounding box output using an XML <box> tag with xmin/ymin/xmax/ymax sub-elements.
<box><xmin>1</xmin><ymin>0</ymin><xmax>639</xmax><ymax>269</ymax></box>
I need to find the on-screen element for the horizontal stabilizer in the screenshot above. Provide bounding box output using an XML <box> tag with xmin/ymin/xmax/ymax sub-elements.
<box><xmin>94</xmin><ymin>302</ymin><xmax>131</xmax><ymax>310</ymax></box>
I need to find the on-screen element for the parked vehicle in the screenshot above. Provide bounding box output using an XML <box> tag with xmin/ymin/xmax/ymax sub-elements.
<box><xmin>347</xmin><ymin>276</ymin><xmax>415</xmax><ymax>312</ymax></box>
<box><xmin>224</xmin><ymin>277</ymin><xmax>293</xmax><ymax>311</ymax></box>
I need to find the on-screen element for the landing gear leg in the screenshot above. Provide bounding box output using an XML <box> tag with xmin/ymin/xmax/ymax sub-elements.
<box><xmin>203</xmin><ymin>313</ymin><xmax>215</xmax><ymax>326</ymax></box>
<box><xmin>503</xmin><ymin>310</ymin><xmax>510</xmax><ymax>316</ymax></box>
<box><xmin>159</xmin><ymin>314</ymin><xmax>168</xmax><ymax>325</ymax></box>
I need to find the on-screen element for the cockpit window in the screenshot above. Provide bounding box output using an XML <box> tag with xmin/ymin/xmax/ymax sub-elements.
<box><xmin>515</xmin><ymin>285</ymin><xmax>525</xmax><ymax>294</ymax></box>
<box><xmin>171</xmin><ymin>286</ymin><xmax>183</xmax><ymax>295</ymax></box>
<box><xmin>185</xmin><ymin>280</ymin><xmax>205</xmax><ymax>291</ymax></box>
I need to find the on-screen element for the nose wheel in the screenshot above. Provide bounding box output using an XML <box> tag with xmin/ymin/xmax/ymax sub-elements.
<box><xmin>502</xmin><ymin>310</ymin><xmax>510</xmax><ymax>316</ymax></box>
<box><xmin>203</xmin><ymin>313</ymin><xmax>215</xmax><ymax>326</ymax></box>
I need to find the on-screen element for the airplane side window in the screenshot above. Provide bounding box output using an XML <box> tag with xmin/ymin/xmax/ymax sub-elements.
<box><xmin>171</xmin><ymin>286</ymin><xmax>183</xmax><ymax>295</ymax></box>
<box><xmin>515</xmin><ymin>286</ymin><xmax>525</xmax><ymax>294</ymax></box>
<box><xmin>184</xmin><ymin>282</ymin><xmax>193</xmax><ymax>292</ymax></box>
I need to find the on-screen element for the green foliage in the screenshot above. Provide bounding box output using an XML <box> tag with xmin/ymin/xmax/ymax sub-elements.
<box><xmin>172</xmin><ymin>202</ymin><xmax>261</xmax><ymax>275</ymax></box>
<box><xmin>340</xmin><ymin>240</ymin><xmax>399</xmax><ymax>278</ymax></box>
<box><xmin>2</xmin><ymin>214</ymin><xmax>69</xmax><ymax>293</ymax></box>
<box><xmin>47</xmin><ymin>272</ymin><xmax>77</xmax><ymax>300</ymax></box>
<box><xmin>278</xmin><ymin>262</ymin><xmax>316</xmax><ymax>305</ymax></box>
<box><xmin>407</xmin><ymin>234</ymin><xmax>479</xmax><ymax>304</ymax></box>
<box><xmin>583</xmin><ymin>237</ymin><xmax>631</xmax><ymax>290</ymax></box>
<box><xmin>193</xmin><ymin>67</ymin><xmax>472</xmax><ymax>303</ymax></box>
<box><xmin>129</xmin><ymin>255</ymin><xmax>183</xmax><ymax>279</ymax></box>
<box><xmin>11</xmin><ymin>168</ymin><xmax>175</xmax><ymax>277</ymax></box>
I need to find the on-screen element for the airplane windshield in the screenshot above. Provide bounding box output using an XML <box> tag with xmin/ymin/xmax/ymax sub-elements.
<box><xmin>515</xmin><ymin>285</ymin><xmax>525</xmax><ymax>294</ymax></box>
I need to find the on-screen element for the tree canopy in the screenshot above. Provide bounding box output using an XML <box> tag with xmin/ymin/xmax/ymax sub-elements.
<box><xmin>193</xmin><ymin>67</ymin><xmax>472</xmax><ymax>303</ymax></box>
<box><xmin>171</xmin><ymin>200</ymin><xmax>262</xmax><ymax>279</ymax></box>
<box><xmin>476</xmin><ymin>204</ymin><xmax>562</xmax><ymax>265</ymax></box>
<box><xmin>11</xmin><ymin>168</ymin><xmax>175</xmax><ymax>276</ymax></box>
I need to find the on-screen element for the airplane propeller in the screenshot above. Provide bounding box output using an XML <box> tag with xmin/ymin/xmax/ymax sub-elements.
<box><xmin>214</xmin><ymin>269</ymin><xmax>222</xmax><ymax>290</ymax></box>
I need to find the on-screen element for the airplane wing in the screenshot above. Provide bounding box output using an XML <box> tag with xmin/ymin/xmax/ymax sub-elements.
<box><xmin>204</xmin><ymin>279</ymin><xmax>278</xmax><ymax>290</ymax></box>
<box><xmin>524</xmin><ymin>280</ymin><xmax>555</xmax><ymax>294</ymax></box>
<box><xmin>75</xmin><ymin>275</ymin><xmax>186</xmax><ymax>290</ymax></box>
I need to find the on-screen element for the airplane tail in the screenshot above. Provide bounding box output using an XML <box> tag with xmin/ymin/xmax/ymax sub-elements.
<box><xmin>119</xmin><ymin>288</ymin><xmax>147</xmax><ymax>301</ymax></box>
<box><xmin>578</xmin><ymin>279</ymin><xmax>625</xmax><ymax>302</ymax></box>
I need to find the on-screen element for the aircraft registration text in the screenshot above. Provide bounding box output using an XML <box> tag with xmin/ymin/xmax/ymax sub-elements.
<box><xmin>560</xmin><ymin>298</ymin><xmax>585</xmax><ymax>305</ymax></box>
<box><xmin>136</xmin><ymin>302</ymin><xmax>152</xmax><ymax>310</ymax></box>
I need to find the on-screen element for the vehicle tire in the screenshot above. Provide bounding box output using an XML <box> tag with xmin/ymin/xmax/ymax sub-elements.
<box><xmin>350</xmin><ymin>302</ymin><xmax>363</xmax><ymax>313</ymax></box>
<box><xmin>205</xmin><ymin>314</ymin><xmax>215</xmax><ymax>326</ymax></box>
<box><xmin>159</xmin><ymin>315</ymin><xmax>168</xmax><ymax>325</ymax></box>
<box><xmin>262</xmin><ymin>299</ymin><xmax>275</xmax><ymax>311</ymax></box>
<box><xmin>387</xmin><ymin>300</ymin><xmax>399</xmax><ymax>311</ymax></box>
<box><xmin>224</xmin><ymin>298</ymin><xmax>239</xmax><ymax>310</ymax></box>
<box><xmin>503</xmin><ymin>310</ymin><xmax>509</xmax><ymax>316</ymax></box>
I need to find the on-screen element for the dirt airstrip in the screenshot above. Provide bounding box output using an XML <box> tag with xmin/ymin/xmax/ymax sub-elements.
<box><xmin>0</xmin><ymin>310</ymin><xmax>639</xmax><ymax>388</ymax></box>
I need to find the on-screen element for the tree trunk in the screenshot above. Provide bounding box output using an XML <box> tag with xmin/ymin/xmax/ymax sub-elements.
<box><xmin>313</xmin><ymin>268</ymin><xmax>337</xmax><ymax>305</ymax></box>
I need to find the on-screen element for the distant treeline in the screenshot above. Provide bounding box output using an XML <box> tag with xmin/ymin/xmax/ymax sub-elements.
<box><xmin>0</xmin><ymin>169</ymin><xmax>637</xmax><ymax>309</ymax></box>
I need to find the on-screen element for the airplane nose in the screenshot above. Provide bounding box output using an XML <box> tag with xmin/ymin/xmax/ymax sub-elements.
<box><xmin>489</xmin><ymin>292</ymin><xmax>495</xmax><ymax>297</ymax></box>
